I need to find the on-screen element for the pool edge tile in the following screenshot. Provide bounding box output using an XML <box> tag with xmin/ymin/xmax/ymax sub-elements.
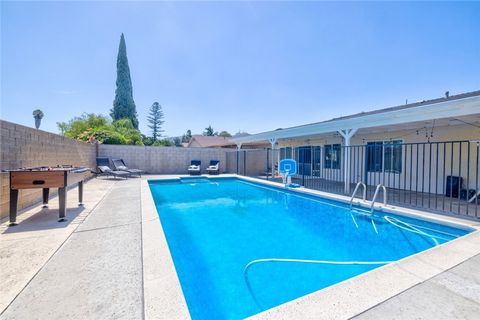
<box><xmin>141</xmin><ymin>179</ymin><xmax>191</xmax><ymax>320</ymax></box>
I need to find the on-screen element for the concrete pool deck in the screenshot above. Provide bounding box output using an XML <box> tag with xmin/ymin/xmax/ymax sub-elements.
<box><xmin>0</xmin><ymin>174</ymin><xmax>479</xmax><ymax>319</ymax></box>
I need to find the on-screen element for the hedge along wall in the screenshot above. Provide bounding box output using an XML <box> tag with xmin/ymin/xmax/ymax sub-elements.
<box><xmin>0</xmin><ymin>120</ymin><xmax>97</xmax><ymax>219</ymax></box>
<box><xmin>97</xmin><ymin>144</ymin><xmax>230</xmax><ymax>174</ymax></box>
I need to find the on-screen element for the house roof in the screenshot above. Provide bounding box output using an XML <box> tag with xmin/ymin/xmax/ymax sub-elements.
<box><xmin>325</xmin><ymin>90</ymin><xmax>480</xmax><ymax>123</ymax></box>
<box><xmin>187</xmin><ymin>135</ymin><xmax>234</xmax><ymax>148</ymax></box>
<box><xmin>233</xmin><ymin>90</ymin><xmax>480</xmax><ymax>144</ymax></box>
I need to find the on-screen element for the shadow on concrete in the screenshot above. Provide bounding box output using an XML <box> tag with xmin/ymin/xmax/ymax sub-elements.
<box><xmin>2</xmin><ymin>205</ymin><xmax>85</xmax><ymax>234</ymax></box>
<box><xmin>95</xmin><ymin>176</ymin><xmax>139</xmax><ymax>181</ymax></box>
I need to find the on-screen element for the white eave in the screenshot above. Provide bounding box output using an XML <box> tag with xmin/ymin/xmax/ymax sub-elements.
<box><xmin>233</xmin><ymin>93</ymin><xmax>480</xmax><ymax>144</ymax></box>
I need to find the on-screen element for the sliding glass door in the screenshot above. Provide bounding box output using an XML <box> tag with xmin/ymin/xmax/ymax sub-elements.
<box><xmin>296</xmin><ymin>146</ymin><xmax>312</xmax><ymax>176</ymax></box>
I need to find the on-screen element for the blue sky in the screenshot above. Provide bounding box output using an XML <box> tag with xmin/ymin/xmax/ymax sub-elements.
<box><xmin>1</xmin><ymin>1</ymin><xmax>479</xmax><ymax>137</ymax></box>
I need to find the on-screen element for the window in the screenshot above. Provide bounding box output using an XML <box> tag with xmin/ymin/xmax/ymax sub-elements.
<box><xmin>366</xmin><ymin>140</ymin><xmax>402</xmax><ymax>173</ymax></box>
<box><xmin>296</xmin><ymin>146</ymin><xmax>312</xmax><ymax>175</ymax></box>
<box><xmin>313</xmin><ymin>146</ymin><xmax>322</xmax><ymax>167</ymax></box>
<box><xmin>312</xmin><ymin>146</ymin><xmax>322</xmax><ymax>176</ymax></box>
<box><xmin>280</xmin><ymin>147</ymin><xmax>292</xmax><ymax>160</ymax></box>
<box><xmin>384</xmin><ymin>141</ymin><xmax>402</xmax><ymax>173</ymax></box>
<box><xmin>366</xmin><ymin>142</ymin><xmax>383</xmax><ymax>172</ymax></box>
<box><xmin>324</xmin><ymin>144</ymin><xmax>341</xmax><ymax>169</ymax></box>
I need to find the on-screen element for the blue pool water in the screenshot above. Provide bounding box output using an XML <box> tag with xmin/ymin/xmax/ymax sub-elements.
<box><xmin>149</xmin><ymin>177</ymin><xmax>471</xmax><ymax>319</ymax></box>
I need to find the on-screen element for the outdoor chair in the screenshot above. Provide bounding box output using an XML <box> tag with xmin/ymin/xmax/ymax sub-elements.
<box><xmin>97</xmin><ymin>166</ymin><xmax>130</xmax><ymax>179</ymax></box>
<box><xmin>206</xmin><ymin>160</ymin><xmax>220</xmax><ymax>175</ymax></box>
<box><xmin>96</xmin><ymin>157</ymin><xmax>130</xmax><ymax>179</ymax></box>
<box><xmin>188</xmin><ymin>160</ymin><xmax>201</xmax><ymax>175</ymax></box>
<box><xmin>112</xmin><ymin>159</ymin><xmax>144</xmax><ymax>177</ymax></box>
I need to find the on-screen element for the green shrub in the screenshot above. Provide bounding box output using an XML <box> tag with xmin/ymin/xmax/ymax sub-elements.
<box><xmin>92</xmin><ymin>129</ymin><xmax>128</xmax><ymax>144</ymax></box>
<box><xmin>152</xmin><ymin>139</ymin><xmax>173</xmax><ymax>147</ymax></box>
<box><xmin>58</xmin><ymin>113</ymin><xmax>143</xmax><ymax>145</ymax></box>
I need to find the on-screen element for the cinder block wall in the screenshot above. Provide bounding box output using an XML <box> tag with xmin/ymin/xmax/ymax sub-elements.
<box><xmin>98</xmin><ymin>144</ymin><xmax>229</xmax><ymax>174</ymax></box>
<box><xmin>225</xmin><ymin>149</ymin><xmax>270</xmax><ymax>176</ymax></box>
<box><xmin>226</xmin><ymin>151</ymin><xmax>238</xmax><ymax>173</ymax></box>
<box><xmin>0</xmin><ymin>119</ymin><xmax>241</xmax><ymax>220</ymax></box>
<box><xmin>0</xmin><ymin>120</ymin><xmax>97</xmax><ymax>219</ymax></box>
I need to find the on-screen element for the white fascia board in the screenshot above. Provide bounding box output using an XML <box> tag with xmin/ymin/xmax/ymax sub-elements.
<box><xmin>232</xmin><ymin>95</ymin><xmax>480</xmax><ymax>143</ymax></box>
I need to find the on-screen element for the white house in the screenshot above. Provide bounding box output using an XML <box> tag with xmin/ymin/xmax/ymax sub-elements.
<box><xmin>233</xmin><ymin>91</ymin><xmax>480</xmax><ymax>216</ymax></box>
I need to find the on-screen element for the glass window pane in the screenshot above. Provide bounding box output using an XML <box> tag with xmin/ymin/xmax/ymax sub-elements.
<box><xmin>384</xmin><ymin>140</ymin><xmax>402</xmax><ymax>173</ymax></box>
<box><xmin>324</xmin><ymin>144</ymin><xmax>341</xmax><ymax>169</ymax></box>
<box><xmin>367</xmin><ymin>142</ymin><xmax>383</xmax><ymax>172</ymax></box>
<box><xmin>333</xmin><ymin>144</ymin><xmax>341</xmax><ymax>169</ymax></box>
<box><xmin>324</xmin><ymin>145</ymin><xmax>332</xmax><ymax>168</ymax></box>
<box><xmin>286</xmin><ymin>147</ymin><xmax>292</xmax><ymax>159</ymax></box>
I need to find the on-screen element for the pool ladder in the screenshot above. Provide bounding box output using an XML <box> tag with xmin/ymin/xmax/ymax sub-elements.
<box><xmin>370</xmin><ymin>184</ymin><xmax>387</xmax><ymax>213</ymax></box>
<box><xmin>349</xmin><ymin>182</ymin><xmax>366</xmax><ymax>209</ymax></box>
<box><xmin>349</xmin><ymin>182</ymin><xmax>388</xmax><ymax>213</ymax></box>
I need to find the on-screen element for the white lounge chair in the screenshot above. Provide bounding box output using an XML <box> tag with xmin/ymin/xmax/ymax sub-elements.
<box><xmin>206</xmin><ymin>160</ymin><xmax>220</xmax><ymax>175</ymax></box>
<box><xmin>188</xmin><ymin>160</ymin><xmax>201</xmax><ymax>175</ymax></box>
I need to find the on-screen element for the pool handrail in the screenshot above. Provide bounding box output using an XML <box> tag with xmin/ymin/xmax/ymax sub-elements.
<box><xmin>370</xmin><ymin>184</ymin><xmax>387</xmax><ymax>213</ymax></box>
<box><xmin>349</xmin><ymin>181</ymin><xmax>367</xmax><ymax>209</ymax></box>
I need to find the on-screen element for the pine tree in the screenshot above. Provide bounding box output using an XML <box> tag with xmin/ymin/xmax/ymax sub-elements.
<box><xmin>147</xmin><ymin>102</ymin><xmax>164</xmax><ymax>141</ymax></box>
<box><xmin>111</xmin><ymin>33</ymin><xmax>139</xmax><ymax>128</ymax></box>
<box><xmin>182</xmin><ymin>129</ymin><xmax>192</xmax><ymax>143</ymax></box>
<box><xmin>203</xmin><ymin>125</ymin><xmax>214</xmax><ymax>136</ymax></box>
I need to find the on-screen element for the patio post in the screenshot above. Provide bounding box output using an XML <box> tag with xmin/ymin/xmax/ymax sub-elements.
<box><xmin>236</xmin><ymin>143</ymin><xmax>242</xmax><ymax>174</ymax></box>
<box><xmin>339</xmin><ymin>129</ymin><xmax>358</xmax><ymax>194</ymax></box>
<box><xmin>269</xmin><ymin>138</ymin><xmax>277</xmax><ymax>178</ymax></box>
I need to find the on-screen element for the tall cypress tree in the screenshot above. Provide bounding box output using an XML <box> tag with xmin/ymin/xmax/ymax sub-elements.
<box><xmin>111</xmin><ymin>33</ymin><xmax>139</xmax><ymax>128</ymax></box>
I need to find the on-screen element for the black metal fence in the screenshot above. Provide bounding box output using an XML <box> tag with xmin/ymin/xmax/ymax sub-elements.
<box><xmin>229</xmin><ymin>140</ymin><xmax>480</xmax><ymax>219</ymax></box>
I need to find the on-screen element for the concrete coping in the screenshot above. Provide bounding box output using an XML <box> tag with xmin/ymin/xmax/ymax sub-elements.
<box><xmin>141</xmin><ymin>174</ymin><xmax>480</xmax><ymax>319</ymax></box>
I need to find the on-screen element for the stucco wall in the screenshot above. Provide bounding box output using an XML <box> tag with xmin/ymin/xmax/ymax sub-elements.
<box><xmin>0</xmin><ymin>120</ymin><xmax>97</xmax><ymax>219</ymax></box>
<box><xmin>97</xmin><ymin>144</ymin><xmax>229</xmax><ymax>174</ymax></box>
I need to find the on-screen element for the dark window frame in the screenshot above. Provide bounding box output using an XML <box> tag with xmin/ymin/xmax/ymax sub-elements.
<box><xmin>324</xmin><ymin>144</ymin><xmax>341</xmax><ymax>169</ymax></box>
<box><xmin>279</xmin><ymin>147</ymin><xmax>292</xmax><ymax>160</ymax></box>
<box><xmin>384</xmin><ymin>140</ymin><xmax>402</xmax><ymax>174</ymax></box>
<box><xmin>366</xmin><ymin>140</ymin><xmax>403</xmax><ymax>174</ymax></box>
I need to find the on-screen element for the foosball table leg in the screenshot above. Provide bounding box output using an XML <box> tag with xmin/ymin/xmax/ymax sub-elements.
<box><xmin>9</xmin><ymin>189</ymin><xmax>19</xmax><ymax>226</ymax></box>
<box><xmin>42</xmin><ymin>188</ymin><xmax>50</xmax><ymax>208</ymax></box>
<box><xmin>78</xmin><ymin>181</ymin><xmax>84</xmax><ymax>206</ymax></box>
<box><xmin>58</xmin><ymin>187</ymin><xmax>67</xmax><ymax>222</ymax></box>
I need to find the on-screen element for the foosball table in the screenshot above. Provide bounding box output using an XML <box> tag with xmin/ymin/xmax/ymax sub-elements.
<box><xmin>9</xmin><ymin>166</ymin><xmax>90</xmax><ymax>225</ymax></box>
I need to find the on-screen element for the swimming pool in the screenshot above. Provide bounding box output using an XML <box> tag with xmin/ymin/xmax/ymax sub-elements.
<box><xmin>148</xmin><ymin>177</ymin><xmax>471</xmax><ymax>319</ymax></box>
